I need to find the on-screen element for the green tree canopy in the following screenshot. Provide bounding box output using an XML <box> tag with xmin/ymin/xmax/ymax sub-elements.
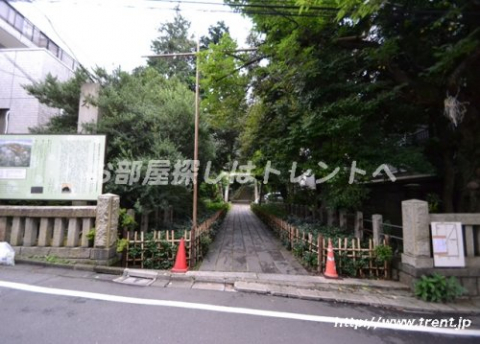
<box><xmin>229</xmin><ymin>0</ymin><xmax>480</xmax><ymax>211</ymax></box>
<box><xmin>26</xmin><ymin>67</ymin><xmax>216</xmax><ymax>216</ymax></box>
<box><xmin>148</xmin><ymin>7</ymin><xmax>196</xmax><ymax>87</ymax></box>
<box><xmin>199</xmin><ymin>27</ymin><xmax>254</xmax><ymax>171</ymax></box>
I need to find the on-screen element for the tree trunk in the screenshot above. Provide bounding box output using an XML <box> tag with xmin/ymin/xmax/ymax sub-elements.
<box><xmin>442</xmin><ymin>149</ymin><xmax>455</xmax><ymax>213</ymax></box>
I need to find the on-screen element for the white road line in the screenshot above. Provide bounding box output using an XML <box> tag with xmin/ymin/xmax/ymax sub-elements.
<box><xmin>0</xmin><ymin>280</ymin><xmax>478</xmax><ymax>337</ymax></box>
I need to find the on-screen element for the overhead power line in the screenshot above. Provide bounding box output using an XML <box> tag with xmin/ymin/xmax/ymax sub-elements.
<box><xmin>147</xmin><ymin>0</ymin><xmax>338</xmax><ymax>12</ymax></box>
<box><xmin>12</xmin><ymin>0</ymin><xmax>338</xmax><ymax>18</ymax></box>
<box><xmin>29</xmin><ymin>1</ymin><xmax>82</xmax><ymax>63</ymax></box>
<box><xmin>12</xmin><ymin>0</ymin><xmax>479</xmax><ymax>19</ymax></box>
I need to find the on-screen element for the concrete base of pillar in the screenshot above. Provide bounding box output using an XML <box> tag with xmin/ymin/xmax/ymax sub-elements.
<box><xmin>398</xmin><ymin>262</ymin><xmax>480</xmax><ymax>296</ymax></box>
<box><xmin>401</xmin><ymin>253</ymin><xmax>433</xmax><ymax>269</ymax></box>
<box><xmin>12</xmin><ymin>246</ymin><xmax>118</xmax><ymax>266</ymax></box>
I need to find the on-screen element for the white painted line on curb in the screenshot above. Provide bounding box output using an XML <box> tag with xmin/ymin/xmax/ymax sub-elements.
<box><xmin>0</xmin><ymin>280</ymin><xmax>478</xmax><ymax>337</ymax></box>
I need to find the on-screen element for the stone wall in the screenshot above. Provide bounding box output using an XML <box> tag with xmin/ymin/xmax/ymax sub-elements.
<box><xmin>399</xmin><ymin>199</ymin><xmax>480</xmax><ymax>296</ymax></box>
<box><xmin>0</xmin><ymin>194</ymin><xmax>120</xmax><ymax>265</ymax></box>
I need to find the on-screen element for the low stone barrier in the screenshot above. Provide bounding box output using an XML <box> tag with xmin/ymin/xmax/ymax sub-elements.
<box><xmin>0</xmin><ymin>194</ymin><xmax>119</xmax><ymax>265</ymax></box>
<box><xmin>399</xmin><ymin>199</ymin><xmax>480</xmax><ymax>296</ymax></box>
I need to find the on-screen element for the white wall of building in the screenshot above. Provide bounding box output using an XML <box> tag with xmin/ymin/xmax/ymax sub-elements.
<box><xmin>0</xmin><ymin>48</ymin><xmax>74</xmax><ymax>133</ymax></box>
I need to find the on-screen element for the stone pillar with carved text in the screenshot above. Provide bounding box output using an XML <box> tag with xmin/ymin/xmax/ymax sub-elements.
<box><xmin>91</xmin><ymin>194</ymin><xmax>119</xmax><ymax>263</ymax></box>
<box><xmin>401</xmin><ymin>199</ymin><xmax>433</xmax><ymax>268</ymax></box>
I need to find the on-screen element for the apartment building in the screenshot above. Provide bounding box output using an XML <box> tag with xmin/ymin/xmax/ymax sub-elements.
<box><xmin>0</xmin><ymin>0</ymin><xmax>77</xmax><ymax>134</ymax></box>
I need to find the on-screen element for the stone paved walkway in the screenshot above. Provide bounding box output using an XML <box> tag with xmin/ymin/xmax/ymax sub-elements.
<box><xmin>200</xmin><ymin>204</ymin><xmax>307</xmax><ymax>275</ymax></box>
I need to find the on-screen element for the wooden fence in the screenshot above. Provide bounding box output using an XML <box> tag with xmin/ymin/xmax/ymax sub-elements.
<box><xmin>125</xmin><ymin>210</ymin><xmax>224</xmax><ymax>269</ymax></box>
<box><xmin>254</xmin><ymin>207</ymin><xmax>391</xmax><ymax>278</ymax></box>
<box><xmin>284</xmin><ymin>203</ymin><xmax>403</xmax><ymax>256</ymax></box>
<box><xmin>125</xmin><ymin>230</ymin><xmax>191</xmax><ymax>268</ymax></box>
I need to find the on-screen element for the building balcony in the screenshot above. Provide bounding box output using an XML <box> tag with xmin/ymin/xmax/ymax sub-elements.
<box><xmin>0</xmin><ymin>0</ymin><xmax>77</xmax><ymax>70</ymax></box>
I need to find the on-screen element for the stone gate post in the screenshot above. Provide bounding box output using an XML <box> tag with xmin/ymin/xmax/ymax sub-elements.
<box><xmin>401</xmin><ymin>199</ymin><xmax>433</xmax><ymax>268</ymax></box>
<box><xmin>92</xmin><ymin>193</ymin><xmax>120</xmax><ymax>264</ymax></box>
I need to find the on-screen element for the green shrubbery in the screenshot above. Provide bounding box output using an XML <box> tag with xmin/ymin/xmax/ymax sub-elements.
<box><xmin>374</xmin><ymin>245</ymin><xmax>393</xmax><ymax>263</ymax></box>
<box><xmin>203</xmin><ymin>199</ymin><xmax>230</xmax><ymax>213</ymax></box>
<box><xmin>128</xmin><ymin>233</ymin><xmax>178</xmax><ymax>270</ymax></box>
<box><xmin>253</xmin><ymin>203</ymin><xmax>392</xmax><ymax>278</ymax></box>
<box><xmin>414</xmin><ymin>273</ymin><xmax>466</xmax><ymax>303</ymax></box>
<box><xmin>200</xmin><ymin>235</ymin><xmax>213</xmax><ymax>257</ymax></box>
<box><xmin>251</xmin><ymin>203</ymin><xmax>286</xmax><ymax>218</ymax></box>
<box><xmin>125</xmin><ymin>205</ymin><xmax>227</xmax><ymax>268</ymax></box>
<box><xmin>119</xmin><ymin>208</ymin><xmax>137</xmax><ymax>232</ymax></box>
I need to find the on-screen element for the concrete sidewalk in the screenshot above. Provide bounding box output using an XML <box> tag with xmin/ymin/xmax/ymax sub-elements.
<box><xmin>200</xmin><ymin>204</ymin><xmax>306</xmax><ymax>274</ymax></box>
<box><xmin>159</xmin><ymin>270</ymin><xmax>480</xmax><ymax>315</ymax></box>
<box><xmin>6</xmin><ymin>261</ymin><xmax>480</xmax><ymax>315</ymax></box>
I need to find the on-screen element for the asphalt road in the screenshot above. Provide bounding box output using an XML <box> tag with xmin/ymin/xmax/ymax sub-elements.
<box><xmin>0</xmin><ymin>265</ymin><xmax>479</xmax><ymax>344</ymax></box>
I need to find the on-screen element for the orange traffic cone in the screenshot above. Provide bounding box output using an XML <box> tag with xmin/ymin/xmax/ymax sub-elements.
<box><xmin>324</xmin><ymin>239</ymin><xmax>339</xmax><ymax>279</ymax></box>
<box><xmin>171</xmin><ymin>238</ymin><xmax>189</xmax><ymax>273</ymax></box>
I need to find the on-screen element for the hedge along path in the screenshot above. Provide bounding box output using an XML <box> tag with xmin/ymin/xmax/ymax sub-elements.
<box><xmin>125</xmin><ymin>210</ymin><xmax>224</xmax><ymax>269</ymax></box>
<box><xmin>252</xmin><ymin>206</ymin><xmax>391</xmax><ymax>279</ymax></box>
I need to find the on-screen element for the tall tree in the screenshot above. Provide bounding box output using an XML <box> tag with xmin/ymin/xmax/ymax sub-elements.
<box><xmin>199</xmin><ymin>31</ymin><xmax>251</xmax><ymax>170</ymax></box>
<box><xmin>26</xmin><ymin>68</ymin><xmax>91</xmax><ymax>134</ymax></box>
<box><xmin>200</xmin><ymin>21</ymin><xmax>230</xmax><ymax>48</ymax></box>
<box><xmin>148</xmin><ymin>7</ymin><xmax>196</xmax><ymax>87</ymax></box>
<box><xmin>231</xmin><ymin>0</ymin><xmax>480</xmax><ymax>211</ymax></box>
<box><xmin>25</xmin><ymin>67</ymin><xmax>216</xmax><ymax>217</ymax></box>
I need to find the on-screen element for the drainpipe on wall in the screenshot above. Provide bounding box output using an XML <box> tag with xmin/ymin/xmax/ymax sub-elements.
<box><xmin>4</xmin><ymin>111</ymin><xmax>10</xmax><ymax>134</ymax></box>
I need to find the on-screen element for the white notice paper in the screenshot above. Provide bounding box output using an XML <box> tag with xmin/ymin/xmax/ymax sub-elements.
<box><xmin>0</xmin><ymin>168</ymin><xmax>27</xmax><ymax>180</ymax></box>
<box><xmin>431</xmin><ymin>222</ymin><xmax>465</xmax><ymax>267</ymax></box>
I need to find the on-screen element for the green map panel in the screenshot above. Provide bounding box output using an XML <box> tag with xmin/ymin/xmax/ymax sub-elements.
<box><xmin>0</xmin><ymin>135</ymin><xmax>106</xmax><ymax>201</ymax></box>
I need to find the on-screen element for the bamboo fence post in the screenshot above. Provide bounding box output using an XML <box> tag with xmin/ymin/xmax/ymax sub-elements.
<box><xmin>352</xmin><ymin>238</ymin><xmax>356</xmax><ymax>276</ymax></box>
<box><xmin>188</xmin><ymin>230</ymin><xmax>192</xmax><ymax>262</ymax></box>
<box><xmin>357</xmin><ymin>237</ymin><xmax>361</xmax><ymax>276</ymax></box>
<box><xmin>368</xmin><ymin>239</ymin><xmax>373</xmax><ymax>277</ymax></box>
<box><xmin>126</xmin><ymin>232</ymin><xmax>130</xmax><ymax>268</ymax></box>
<box><xmin>323</xmin><ymin>237</ymin><xmax>326</xmax><ymax>267</ymax></box>
<box><xmin>134</xmin><ymin>231</ymin><xmax>138</xmax><ymax>267</ymax></box>
<box><xmin>384</xmin><ymin>235</ymin><xmax>390</xmax><ymax>279</ymax></box>
<box><xmin>317</xmin><ymin>235</ymin><xmax>323</xmax><ymax>273</ymax></box>
<box><xmin>337</xmin><ymin>237</ymin><xmax>341</xmax><ymax>270</ymax></box>
<box><xmin>308</xmin><ymin>233</ymin><xmax>313</xmax><ymax>253</ymax></box>
<box><xmin>141</xmin><ymin>231</ymin><xmax>145</xmax><ymax>269</ymax></box>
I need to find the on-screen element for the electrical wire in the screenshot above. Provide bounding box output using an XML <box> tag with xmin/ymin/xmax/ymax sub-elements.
<box><xmin>9</xmin><ymin>0</ymin><xmax>340</xmax><ymax>18</ymax></box>
<box><xmin>146</xmin><ymin>0</ymin><xmax>338</xmax><ymax>12</ymax></box>
<box><xmin>21</xmin><ymin>0</ymin><xmax>479</xmax><ymax>16</ymax></box>
<box><xmin>28</xmin><ymin>0</ymin><xmax>82</xmax><ymax>64</ymax></box>
<box><xmin>9</xmin><ymin>0</ymin><xmax>88</xmax><ymax>67</ymax></box>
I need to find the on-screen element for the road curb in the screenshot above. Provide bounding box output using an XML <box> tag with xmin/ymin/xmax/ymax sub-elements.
<box><xmin>13</xmin><ymin>260</ymin><xmax>480</xmax><ymax>315</ymax></box>
<box><xmin>15</xmin><ymin>258</ymin><xmax>123</xmax><ymax>275</ymax></box>
<box><xmin>232</xmin><ymin>281</ymin><xmax>480</xmax><ymax>315</ymax></box>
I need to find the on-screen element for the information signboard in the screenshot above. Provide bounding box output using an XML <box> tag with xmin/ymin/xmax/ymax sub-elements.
<box><xmin>431</xmin><ymin>222</ymin><xmax>465</xmax><ymax>267</ymax></box>
<box><xmin>0</xmin><ymin>135</ymin><xmax>106</xmax><ymax>201</ymax></box>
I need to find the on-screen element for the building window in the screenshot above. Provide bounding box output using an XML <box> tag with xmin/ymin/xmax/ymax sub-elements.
<box><xmin>0</xmin><ymin>109</ymin><xmax>8</xmax><ymax>134</ymax></box>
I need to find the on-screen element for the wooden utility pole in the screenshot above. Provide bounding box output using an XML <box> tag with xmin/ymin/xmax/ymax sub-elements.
<box><xmin>192</xmin><ymin>39</ymin><xmax>200</xmax><ymax>263</ymax></box>
<box><xmin>144</xmin><ymin>42</ymin><xmax>201</xmax><ymax>265</ymax></box>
